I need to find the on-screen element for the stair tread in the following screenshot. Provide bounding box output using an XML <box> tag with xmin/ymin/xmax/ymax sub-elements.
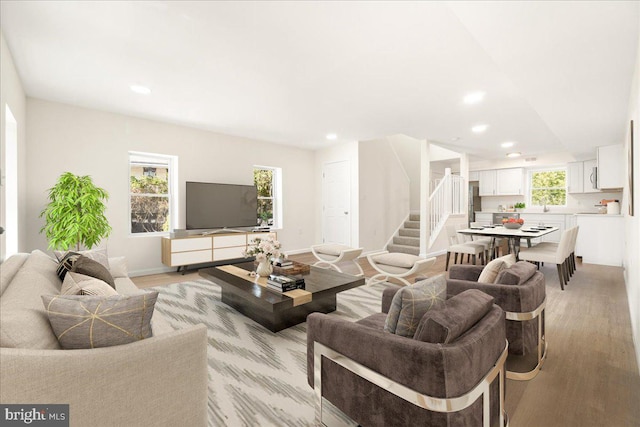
<box><xmin>387</xmin><ymin>244</ymin><xmax>420</xmax><ymax>256</ymax></box>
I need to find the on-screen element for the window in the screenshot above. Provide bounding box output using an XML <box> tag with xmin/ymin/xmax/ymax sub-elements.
<box><xmin>529</xmin><ymin>168</ymin><xmax>567</xmax><ymax>207</ymax></box>
<box><xmin>3</xmin><ymin>106</ymin><xmax>18</xmax><ymax>258</ymax></box>
<box><xmin>254</xmin><ymin>165</ymin><xmax>282</xmax><ymax>228</ymax></box>
<box><xmin>129</xmin><ymin>152</ymin><xmax>178</xmax><ymax>234</ymax></box>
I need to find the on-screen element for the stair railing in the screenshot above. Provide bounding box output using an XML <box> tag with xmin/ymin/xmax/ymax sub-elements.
<box><xmin>429</xmin><ymin>174</ymin><xmax>465</xmax><ymax>247</ymax></box>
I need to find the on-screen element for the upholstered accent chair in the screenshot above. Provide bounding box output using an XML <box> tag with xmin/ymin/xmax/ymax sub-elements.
<box><xmin>307</xmin><ymin>287</ymin><xmax>508</xmax><ymax>427</ymax></box>
<box><xmin>446</xmin><ymin>261</ymin><xmax>547</xmax><ymax>380</ymax></box>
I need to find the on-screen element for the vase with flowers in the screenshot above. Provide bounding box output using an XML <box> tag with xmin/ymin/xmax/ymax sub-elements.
<box><xmin>243</xmin><ymin>236</ymin><xmax>283</xmax><ymax>277</ymax></box>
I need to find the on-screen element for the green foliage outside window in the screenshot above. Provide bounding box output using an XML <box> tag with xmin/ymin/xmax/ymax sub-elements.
<box><xmin>530</xmin><ymin>169</ymin><xmax>566</xmax><ymax>206</ymax></box>
<box><xmin>130</xmin><ymin>171</ymin><xmax>170</xmax><ymax>233</ymax></box>
<box><xmin>254</xmin><ymin>168</ymin><xmax>274</xmax><ymax>224</ymax></box>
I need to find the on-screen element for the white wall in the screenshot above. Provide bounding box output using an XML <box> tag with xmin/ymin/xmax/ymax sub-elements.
<box><xmin>0</xmin><ymin>33</ymin><xmax>27</xmax><ymax>258</ymax></box>
<box><xmin>623</xmin><ymin>13</ymin><xmax>640</xmax><ymax>373</ymax></box>
<box><xmin>358</xmin><ymin>138</ymin><xmax>410</xmax><ymax>253</ymax></box>
<box><xmin>388</xmin><ymin>134</ymin><xmax>421</xmax><ymax>210</ymax></box>
<box><xmin>25</xmin><ymin>99</ymin><xmax>316</xmax><ymax>276</ymax></box>
<box><xmin>314</xmin><ymin>141</ymin><xmax>359</xmax><ymax>248</ymax></box>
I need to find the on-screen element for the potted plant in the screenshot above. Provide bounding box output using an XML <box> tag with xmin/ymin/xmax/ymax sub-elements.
<box><xmin>514</xmin><ymin>202</ymin><xmax>526</xmax><ymax>211</ymax></box>
<box><xmin>39</xmin><ymin>172</ymin><xmax>112</xmax><ymax>250</ymax></box>
<box><xmin>243</xmin><ymin>236</ymin><xmax>283</xmax><ymax>276</ymax></box>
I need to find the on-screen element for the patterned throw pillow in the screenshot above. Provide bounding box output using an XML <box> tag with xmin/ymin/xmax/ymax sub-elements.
<box><xmin>56</xmin><ymin>252</ymin><xmax>81</xmax><ymax>281</ymax></box>
<box><xmin>41</xmin><ymin>292</ymin><xmax>158</xmax><ymax>349</ymax></box>
<box><xmin>72</xmin><ymin>255</ymin><xmax>116</xmax><ymax>288</ymax></box>
<box><xmin>384</xmin><ymin>275</ymin><xmax>447</xmax><ymax>337</ymax></box>
<box><xmin>61</xmin><ymin>272</ymin><xmax>119</xmax><ymax>296</ymax></box>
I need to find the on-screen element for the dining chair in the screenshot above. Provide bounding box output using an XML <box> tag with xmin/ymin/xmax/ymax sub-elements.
<box><xmin>445</xmin><ymin>225</ymin><xmax>486</xmax><ymax>270</ymax></box>
<box><xmin>518</xmin><ymin>227</ymin><xmax>575</xmax><ymax>290</ymax></box>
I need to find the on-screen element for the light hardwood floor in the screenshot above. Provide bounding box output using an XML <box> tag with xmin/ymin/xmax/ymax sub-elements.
<box><xmin>132</xmin><ymin>254</ymin><xmax>640</xmax><ymax>427</ymax></box>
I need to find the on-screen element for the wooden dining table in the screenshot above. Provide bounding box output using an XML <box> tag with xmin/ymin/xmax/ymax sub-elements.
<box><xmin>457</xmin><ymin>225</ymin><xmax>560</xmax><ymax>260</ymax></box>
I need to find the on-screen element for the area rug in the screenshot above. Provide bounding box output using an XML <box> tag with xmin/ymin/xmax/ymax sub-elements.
<box><xmin>149</xmin><ymin>279</ymin><xmax>386</xmax><ymax>427</ymax></box>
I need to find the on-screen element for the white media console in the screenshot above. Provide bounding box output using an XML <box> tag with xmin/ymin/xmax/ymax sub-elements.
<box><xmin>161</xmin><ymin>231</ymin><xmax>277</xmax><ymax>272</ymax></box>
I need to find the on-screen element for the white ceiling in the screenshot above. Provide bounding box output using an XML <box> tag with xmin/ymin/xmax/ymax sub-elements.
<box><xmin>1</xmin><ymin>1</ymin><xmax>638</xmax><ymax>160</ymax></box>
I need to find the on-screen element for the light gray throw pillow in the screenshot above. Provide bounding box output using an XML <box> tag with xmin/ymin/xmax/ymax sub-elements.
<box><xmin>41</xmin><ymin>292</ymin><xmax>158</xmax><ymax>349</ymax></box>
<box><xmin>384</xmin><ymin>275</ymin><xmax>446</xmax><ymax>337</ymax></box>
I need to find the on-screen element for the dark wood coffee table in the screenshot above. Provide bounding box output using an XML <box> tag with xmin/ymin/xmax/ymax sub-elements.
<box><xmin>199</xmin><ymin>261</ymin><xmax>365</xmax><ymax>332</ymax></box>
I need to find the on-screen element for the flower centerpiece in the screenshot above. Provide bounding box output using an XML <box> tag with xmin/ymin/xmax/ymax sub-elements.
<box><xmin>243</xmin><ymin>236</ymin><xmax>283</xmax><ymax>276</ymax></box>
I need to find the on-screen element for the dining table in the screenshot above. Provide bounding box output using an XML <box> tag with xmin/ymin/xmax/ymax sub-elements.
<box><xmin>457</xmin><ymin>224</ymin><xmax>560</xmax><ymax>261</ymax></box>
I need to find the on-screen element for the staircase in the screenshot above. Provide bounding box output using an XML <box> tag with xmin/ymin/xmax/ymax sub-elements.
<box><xmin>387</xmin><ymin>213</ymin><xmax>421</xmax><ymax>255</ymax></box>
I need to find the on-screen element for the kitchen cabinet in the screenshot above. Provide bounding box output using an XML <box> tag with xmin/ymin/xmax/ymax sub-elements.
<box><xmin>496</xmin><ymin>168</ymin><xmax>524</xmax><ymax>195</ymax></box>
<box><xmin>567</xmin><ymin>161</ymin><xmax>584</xmax><ymax>193</ymax></box>
<box><xmin>575</xmin><ymin>214</ymin><xmax>623</xmax><ymax>266</ymax></box>
<box><xmin>479</xmin><ymin>170</ymin><xmax>496</xmax><ymax>196</ymax></box>
<box><xmin>583</xmin><ymin>159</ymin><xmax>601</xmax><ymax>193</ymax></box>
<box><xmin>478</xmin><ymin>168</ymin><xmax>524</xmax><ymax>196</ymax></box>
<box><xmin>597</xmin><ymin>144</ymin><xmax>624</xmax><ymax>189</ymax></box>
<box><xmin>568</xmin><ymin>160</ymin><xmax>601</xmax><ymax>193</ymax></box>
<box><xmin>469</xmin><ymin>171</ymin><xmax>479</xmax><ymax>181</ymax></box>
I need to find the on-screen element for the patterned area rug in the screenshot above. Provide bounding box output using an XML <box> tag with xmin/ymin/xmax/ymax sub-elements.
<box><xmin>150</xmin><ymin>278</ymin><xmax>386</xmax><ymax>427</ymax></box>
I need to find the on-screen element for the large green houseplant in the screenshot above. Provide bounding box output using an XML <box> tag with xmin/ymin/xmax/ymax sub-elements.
<box><xmin>39</xmin><ymin>172</ymin><xmax>112</xmax><ymax>250</ymax></box>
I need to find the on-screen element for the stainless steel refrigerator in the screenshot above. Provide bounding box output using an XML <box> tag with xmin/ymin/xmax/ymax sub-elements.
<box><xmin>468</xmin><ymin>181</ymin><xmax>481</xmax><ymax>225</ymax></box>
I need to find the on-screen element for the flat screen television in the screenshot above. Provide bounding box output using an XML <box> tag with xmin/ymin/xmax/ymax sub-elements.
<box><xmin>186</xmin><ymin>182</ymin><xmax>258</xmax><ymax>230</ymax></box>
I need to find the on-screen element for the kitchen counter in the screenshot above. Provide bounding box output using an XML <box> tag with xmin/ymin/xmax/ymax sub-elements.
<box><xmin>574</xmin><ymin>213</ymin><xmax>623</xmax><ymax>217</ymax></box>
<box><xmin>575</xmin><ymin>215</ymin><xmax>624</xmax><ymax>266</ymax></box>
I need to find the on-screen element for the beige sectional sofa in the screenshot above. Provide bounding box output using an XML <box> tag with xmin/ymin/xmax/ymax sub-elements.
<box><xmin>0</xmin><ymin>250</ymin><xmax>208</xmax><ymax>427</ymax></box>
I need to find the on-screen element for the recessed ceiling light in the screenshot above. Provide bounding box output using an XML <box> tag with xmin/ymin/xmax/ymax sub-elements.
<box><xmin>501</xmin><ymin>141</ymin><xmax>515</xmax><ymax>148</ymax></box>
<box><xmin>130</xmin><ymin>84</ymin><xmax>151</xmax><ymax>95</ymax></box>
<box><xmin>471</xmin><ymin>124</ymin><xmax>489</xmax><ymax>133</ymax></box>
<box><xmin>506</xmin><ymin>152</ymin><xmax>521</xmax><ymax>158</ymax></box>
<box><xmin>463</xmin><ymin>91</ymin><xmax>485</xmax><ymax>105</ymax></box>
<box><xmin>325</xmin><ymin>133</ymin><xmax>337</xmax><ymax>140</ymax></box>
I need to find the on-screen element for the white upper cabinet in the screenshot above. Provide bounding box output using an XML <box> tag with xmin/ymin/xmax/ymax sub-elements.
<box><xmin>597</xmin><ymin>144</ymin><xmax>624</xmax><ymax>189</ymax></box>
<box><xmin>583</xmin><ymin>159</ymin><xmax>601</xmax><ymax>193</ymax></box>
<box><xmin>479</xmin><ymin>170</ymin><xmax>497</xmax><ymax>196</ymax></box>
<box><xmin>478</xmin><ymin>168</ymin><xmax>524</xmax><ymax>196</ymax></box>
<box><xmin>495</xmin><ymin>168</ymin><xmax>524</xmax><ymax>195</ymax></box>
<box><xmin>567</xmin><ymin>161</ymin><xmax>584</xmax><ymax>193</ymax></box>
<box><xmin>469</xmin><ymin>171</ymin><xmax>480</xmax><ymax>181</ymax></box>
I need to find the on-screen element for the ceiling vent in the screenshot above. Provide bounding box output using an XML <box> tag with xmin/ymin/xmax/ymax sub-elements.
<box><xmin>525</xmin><ymin>157</ymin><xmax>537</xmax><ymax>162</ymax></box>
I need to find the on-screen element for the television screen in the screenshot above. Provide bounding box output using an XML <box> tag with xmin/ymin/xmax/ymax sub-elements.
<box><xmin>186</xmin><ymin>182</ymin><xmax>258</xmax><ymax>230</ymax></box>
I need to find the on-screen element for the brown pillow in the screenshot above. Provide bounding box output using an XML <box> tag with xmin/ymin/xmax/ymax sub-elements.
<box><xmin>61</xmin><ymin>272</ymin><xmax>119</xmax><ymax>296</ymax></box>
<box><xmin>413</xmin><ymin>289</ymin><xmax>494</xmax><ymax>344</ymax></box>
<box><xmin>72</xmin><ymin>255</ymin><xmax>116</xmax><ymax>288</ymax></box>
<box><xmin>494</xmin><ymin>261</ymin><xmax>538</xmax><ymax>286</ymax></box>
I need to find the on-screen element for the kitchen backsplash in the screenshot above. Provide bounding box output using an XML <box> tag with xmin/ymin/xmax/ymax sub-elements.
<box><xmin>480</xmin><ymin>191</ymin><xmax>623</xmax><ymax>213</ymax></box>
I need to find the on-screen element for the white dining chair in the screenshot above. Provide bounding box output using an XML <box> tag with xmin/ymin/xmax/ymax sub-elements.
<box><xmin>518</xmin><ymin>227</ymin><xmax>575</xmax><ymax>290</ymax></box>
<box><xmin>445</xmin><ymin>225</ymin><xmax>486</xmax><ymax>270</ymax></box>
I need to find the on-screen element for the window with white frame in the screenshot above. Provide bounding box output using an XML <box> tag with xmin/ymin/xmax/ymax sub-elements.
<box><xmin>254</xmin><ymin>165</ymin><xmax>282</xmax><ymax>228</ymax></box>
<box><xmin>129</xmin><ymin>152</ymin><xmax>178</xmax><ymax>234</ymax></box>
<box><xmin>529</xmin><ymin>167</ymin><xmax>567</xmax><ymax>207</ymax></box>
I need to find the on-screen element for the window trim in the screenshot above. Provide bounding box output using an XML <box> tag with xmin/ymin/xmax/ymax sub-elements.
<box><xmin>527</xmin><ymin>166</ymin><xmax>568</xmax><ymax>207</ymax></box>
<box><xmin>254</xmin><ymin>165</ymin><xmax>283</xmax><ymax>229</ymax></box>
<box><xmin>128</xmin><ymin>151</ymin><xmax>178</xmax><ymax>236</ymax></box>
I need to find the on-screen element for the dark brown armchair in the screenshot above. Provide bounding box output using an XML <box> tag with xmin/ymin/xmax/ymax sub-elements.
<box><xmin>307</xmin><ymin>289</ymin><xmax>508</xmax><ymax>427</ymax></box>
<box><xmin>446</xmin><ymin>261</ymin><xmax>547</xmax><ymax>380</ymax></box>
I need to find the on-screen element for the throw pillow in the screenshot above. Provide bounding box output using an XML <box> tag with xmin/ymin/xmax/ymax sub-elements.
<box><xmin>384</xmin><ymin>275</ymin><xmax>446</xmax><ymax>337</ymax></box>
<box><xmin>477</xmin><ymin>254</ymin><xmax>516</xmax><ymax>283</ymax></box>
<box><xmin>494</xmin><ymin>261</ymin><xmax>538</xmax><ymax>286</ymax></box>
<box><xmin>56</xmin><ymin>251</ymin><xmax>81</xmax><ymax>281</ymax></box>
<box><xmin>108</xmin><ymin>256</ymin><xmax>129</xmax><ymax>278</ymax></box>
<box><xmin>61</xmin><ymin>272</ymin><xmax>119</xmax><ymax>296</ymax></box>
<box><xmin>41</xmin><ymin>292</ymin><xmax>158</xmax><ymax>349</ymax></box>
<box><xmin>54</xmin><ymin>247</ymin><xmax>110</xmax><ymax>270</ymax></box>
<box><xmin>72</xmin><ymin>255</ymin><xmax>116</xmax><ymax>288</ymax></box>
<box><xmin>414</xmin><ymin>289</ymin><xmax>495</xmax><ymax>344</ymax></box>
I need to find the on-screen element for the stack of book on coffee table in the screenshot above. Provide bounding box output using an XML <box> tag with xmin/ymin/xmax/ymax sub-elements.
<box><xmin>272</xmin><ymin>258</ymin><xmax>294</xmax><ymax>269</ymax></box>
<box><xmin>267</xmin><ymin>274</ymin><xmax>305</xmax><ymax>293</ymax></box>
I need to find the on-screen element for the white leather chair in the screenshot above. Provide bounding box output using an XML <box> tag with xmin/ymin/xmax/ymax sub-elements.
<box><xmin>446</xmin><ymin>225</ymin><xmax>486</xmax><ymax>270</ymax></box>
<box><xmin>518</xmin><ymin>227</ymin><xmax>576</xmax><ymax>290</ymax></box>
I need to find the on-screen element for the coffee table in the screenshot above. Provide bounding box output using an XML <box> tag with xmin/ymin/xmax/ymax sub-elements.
<box><xmin>199</xmin><ymin>261</ymin><xmax>365</xmax><ymax>332</ymax></box>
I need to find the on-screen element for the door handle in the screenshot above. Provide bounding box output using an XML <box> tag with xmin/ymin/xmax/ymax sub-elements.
<box><xmin>344</xmin><ymin>211</ymin><xmax>349</xmax><ymax>215</ymax></box>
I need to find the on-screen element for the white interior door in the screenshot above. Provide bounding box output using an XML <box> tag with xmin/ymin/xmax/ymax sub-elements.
<box><xmin>322</xmin><ymin>160</ymin><xmax>350</xmax><ymax>245</ymax></box>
